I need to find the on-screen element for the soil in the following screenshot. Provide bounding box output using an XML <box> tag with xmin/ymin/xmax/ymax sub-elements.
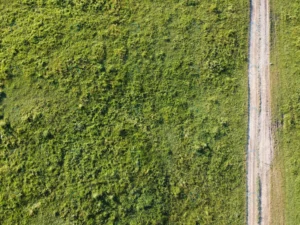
<box><xmin>247</xmin><ymin>0</ymin><xmax>273</xmax><ymax>224</ymax></box>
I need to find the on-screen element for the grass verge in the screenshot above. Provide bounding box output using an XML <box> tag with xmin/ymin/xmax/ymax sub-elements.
<box><xmin>270</xmin><ymin>0</ymin><xmax>300</xmax><ymax>223</ymax></box>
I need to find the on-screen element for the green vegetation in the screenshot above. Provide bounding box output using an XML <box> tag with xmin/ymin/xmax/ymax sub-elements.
<box><xmin>271</xmin><ymin>1</ymin><xmax>300</xmax><ymax>223</ymax></box>
<box><xmin>0</xmin><ymin>0</ymin><xmax>249</xmax><ymax>224</ymax></box>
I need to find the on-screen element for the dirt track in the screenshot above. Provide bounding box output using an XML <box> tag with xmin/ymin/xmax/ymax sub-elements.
<box><xmin>247</xmin><ymin>0</ymin><xmax>273</xmax><ymax>224</ymax></box>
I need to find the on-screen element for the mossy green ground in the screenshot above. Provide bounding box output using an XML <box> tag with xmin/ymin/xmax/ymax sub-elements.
<box><xmin>271</xmin><ymin>1</ymin><xmax>300</xmax><ymax>223</ymax></box>
<box><xmin>0</xmin><ymin>1</ymin><xmax>249</xmax><ymax>224</ymax></box>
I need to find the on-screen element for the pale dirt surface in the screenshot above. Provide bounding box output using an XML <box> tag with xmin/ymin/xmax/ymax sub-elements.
<box><xmin>247</xmin><ymin>0</ymin><xmax>273</xmax><ymax>224</ymax></box>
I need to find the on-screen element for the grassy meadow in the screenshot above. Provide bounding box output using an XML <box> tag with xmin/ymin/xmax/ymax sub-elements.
<box><xmin>0</xmin><ymin>0</ymin><xmax>249</xmax><ymax>224</ymax></box>
<box><xmin>271</xmin><ymin>0</ymin><xmax>300</xmax><ymax>224</ymax></box>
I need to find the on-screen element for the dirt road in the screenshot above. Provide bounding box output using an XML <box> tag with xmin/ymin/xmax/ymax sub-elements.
<box><xmin>247</xmin><ymin>0</ymin><xmax>273</xmax><ymax>224</ymax></box>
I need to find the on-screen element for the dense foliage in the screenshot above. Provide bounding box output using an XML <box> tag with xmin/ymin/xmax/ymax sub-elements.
<box><xmin>271</xmin><ymin>1</ymin><xmax>300</xmax><ymax>223</ymax></box>
<box><xmin>0</xmin><ymin>0</ymin><xmax>249</xmax><ymax>224</ymax></box>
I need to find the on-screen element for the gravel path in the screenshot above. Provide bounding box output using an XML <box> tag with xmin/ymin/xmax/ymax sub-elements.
<box><xmin>247</xmin><ymin>0</ymin><xmax>273</xmax><ymax>224</ymax></box>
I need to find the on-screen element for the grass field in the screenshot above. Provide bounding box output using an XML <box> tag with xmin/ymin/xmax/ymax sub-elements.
<box><xmin>0</xmin><ymin>1</ymin><xmax>249</xmax><ymax>224</ymax></box>
<box><xmin>271</xmin><ymin>0</ymin><xmax>300</xmax><ymax>224</ymax></box>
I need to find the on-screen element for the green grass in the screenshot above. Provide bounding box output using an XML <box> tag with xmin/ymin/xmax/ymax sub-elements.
<box><xmin>0</xmin><ymin>1</ymin><xmax>249</xmax><ymax>224</ymax></box>
<box><xmin>271</xmin><ymin>1</ymin><xmax>300</xmax><ymax>223</ymax></box>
